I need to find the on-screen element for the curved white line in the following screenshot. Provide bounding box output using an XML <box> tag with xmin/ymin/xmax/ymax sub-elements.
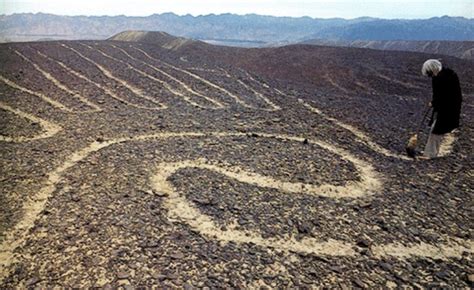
<box><xmin>0</xmin><ymin>130</ymin><xmax>379</xmax><ymax>280</ymax></box>
<box><xmin>300</xmin><ymin>99</ymin><xmax>412</xmax><ymax>160</ymax></box>
<box><xmin>0</xmin><ymin>102</ymin><xmax>62</xmax><ymax>142</ymax></box>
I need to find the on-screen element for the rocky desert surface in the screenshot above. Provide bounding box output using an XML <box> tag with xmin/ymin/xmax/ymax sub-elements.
<box><xmin>0</xmin><ymin>38</ymin><xmax>473</xmax><ymax>287</ymax></box>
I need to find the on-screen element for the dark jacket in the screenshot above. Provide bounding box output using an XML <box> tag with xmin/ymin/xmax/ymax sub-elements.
<box><xmin>430</xmin><ymin>67</ymin><xmax>463</xmax><ymax>134</ymax></box>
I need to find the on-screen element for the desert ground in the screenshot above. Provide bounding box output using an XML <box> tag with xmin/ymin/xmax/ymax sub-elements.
<box><xmin>0</xmin><ymin>39</ymin><xmax>473</xmax><ymax>287</ymax></box>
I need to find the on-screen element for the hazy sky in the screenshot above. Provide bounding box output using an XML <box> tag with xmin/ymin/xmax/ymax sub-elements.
<box><xmin>1</xmin><ymin>0</ymin><xmax>473</xmax><ymax>19</ymax></box>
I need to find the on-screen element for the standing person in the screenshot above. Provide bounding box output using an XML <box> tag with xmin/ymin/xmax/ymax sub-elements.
<box><xmin>420</xmin><ymin>59</ymin><xmax>463</xmax><ymax>159</ymax></box>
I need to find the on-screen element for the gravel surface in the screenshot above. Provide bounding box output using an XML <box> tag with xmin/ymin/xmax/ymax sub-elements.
<box><xmin>0</xmin><ymin>40</ymin><xmax>472</xmax><ymax>287</ymax></box>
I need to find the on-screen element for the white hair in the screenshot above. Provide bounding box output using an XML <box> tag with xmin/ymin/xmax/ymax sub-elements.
<box><xmin>422</xmin><ymin>59</ymin><xmax>442</xmax><ymax>76</ymax></box>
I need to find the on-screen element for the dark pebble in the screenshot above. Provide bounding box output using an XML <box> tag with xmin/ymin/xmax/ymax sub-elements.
<box><xmin>170</xmin><ymin>252</ymin><xmax>185</xmax><ymax>259</ymax></box>
<box><xmin>25</xmin><ymin>277</ymin><xmax>40</xmax><ymax>286</ymax></box>
<box><xmin>116</xmin><ymin>271</ymin><xmax>130</xmax><ymax>279</ymax></box>
<box><xmin>357</xmin><ymin>239</ymin><xmax>371</xmax><ymax>248</ymax></box>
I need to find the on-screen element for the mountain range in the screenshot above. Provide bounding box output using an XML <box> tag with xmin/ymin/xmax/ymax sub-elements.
<box><xmin>1</xmin><ymin>13</ymin><xmax>473</xmax><ymax>44</ymax></box>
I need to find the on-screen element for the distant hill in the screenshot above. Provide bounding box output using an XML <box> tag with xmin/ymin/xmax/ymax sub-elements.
<box><xmin>1</xmin><ymin>13</ymin><xmax>473</xmax><ymax>44</ymax></box>
<box><xmin>300</xmin><ymin>39</ymin><xmax>474</xmax><ymax>60</ymax></box>
<box><xmin>108</xmin><ymin>30</ymin><xmax>200</xmax><ymax>50</ymax></box>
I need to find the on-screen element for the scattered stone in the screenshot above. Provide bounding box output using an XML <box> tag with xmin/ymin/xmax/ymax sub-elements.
<box><xmin>435</xmin><ymin>271</ymin><xmax>449</xmax><ymax>280</ymax></box>
<box><xmin>296</xmin><ymin>222</ymin><xmax>312</xmax><ymax>234</ymax></box>
<box><xmin>25</xmin><ymin>277</ymin><xmax>40</xmax><ymax>286</ymax></box>
<box><xmin>117</xmin><ymin>271</ymin><xmax>130</xmax><ymax>279</ymax></box>
<box><xmin>170</xmin><ymin>252</ymin><xmax>185</xmax><ymax>260</ymax></box>
<box><xmin>329</xmin><ymin>266</ymin><xmax>343</xmax><ymax>274</ymax></box>
<box><xmin>352</xmin><ymin>279</ymin><xmax>366</xmax><ymax>288</ymax></box>
<box><xmin>154</xmin><ymin>191</ymin><xmax>169</xmax><ymax>197</ymax></box>
<box><xmin>357</xmin><ymin>238</ymin><xmax>371</xmax><ymax>248</ymax></box>
<box><xmin>1</xmin><ymin>39</ymin><xmax>472</xmax><ymax>289</ymax></box>
<box><xmin>467</xmin><ymin>274</ymin><xmax>474</xmax><ymax>284</ymax></box>
<box><xmin>71</xmin><ymin>194</ymin><xmax>81</xmax><ymax>202</ymax></box>
<box><xmin>192</xmin><ymin>198</ymin><xmax>214</xmax><ymax>206</ymax></box>
<box><xmin>379</xmin><ymin>262</ymin><xmax>393</xmax><ymax>272</ymax></box>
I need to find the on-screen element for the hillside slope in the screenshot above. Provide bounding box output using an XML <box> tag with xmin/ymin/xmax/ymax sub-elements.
<box><xmin>108</xmin><ymin>30</ymin><xmax>200</xmax><ymax>50</ymax></box>
<box><xmin>0</xmin><ymin>34</ymin><xmax>473</xmax><ymax>287</ymax></box>
<box><xmin>300</xmin><ymin>39</ymin><xmax>474</xmax><ymax>60</ymax></box>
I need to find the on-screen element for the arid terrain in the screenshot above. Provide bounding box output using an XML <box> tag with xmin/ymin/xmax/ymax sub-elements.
<box><xmin>0</xmin><ymin>34</ymin><xmax>473</xmax><ymax>287</ymax></box>
<box><xmin>299</xmin><ymin>39</ymin><xmax>474</xmax><ymax>60</ymax></box>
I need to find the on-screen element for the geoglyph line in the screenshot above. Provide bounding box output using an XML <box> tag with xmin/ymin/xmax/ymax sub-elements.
<box><xmin>186</xmin><ymin>67</ymin><xmax>226</xmax><ymax>73</ymax></box>
<box><xmin>210</xmin><ymin>67</ymin><xmax>281</xmax><ymax>111</ymax></box>
<box><xmin>301</xmin><ymin>99</ymin><xmax>459</xmax><ymax>159</ymax></box>
<box><xmin>323</xmin><ymin>73</ymin><xmax>351</xmax><ymax>94</ymax></box>
<box><xmin>13</xmin><ymin>50</ymin><xmax>102</xmax><ymax>113</ymax></box>
<box><xmin>153</xmin><ymin>157</ymin><xmax>379</xmax><ymax>200</ymax></box>
<box><xmin>300</xmin><ymin>99</ymin><xmax>412</xmax><ymax>160</ymax></box>
<box><xmin>159</xmin><ymin>59</ymin><xmax>280</xmax><ymax>111</ymax></box>
<box><xmin>79</xmin><ymin>43</ymin><xmax>208</xmax><ymax>108</ymax></box>
<box><xmin>365</xmin><ymin>66</ymin><xmax>425</xmax><ymax>90</ymax></box>
<box><xmin>1</xmin><ymin>130</ymin><xmax>470</xmax><ymax>282</ymax></box>
<box><xmin>0</xmin><ymin>130</ymin><xmax>377</xmax><ymax>279</ymax></box>
<box><xmin>153</xmin><ymin>159</ymin><xmax>472</xmax><ymax>259</ymax></box>
<box><xmin>235</xmin><ymin>77</ymin><xmax>281</xmax><ymax>110</ymax></box>
<box><xmin>153</xmin><ymin>162</ymin><xmax>356</xmax><ymax>256</ymax></box>
<box><xmin>60</xmin><ymin>43</ymin><xmax>167</xmax><ymax>110</ymax></box>
<box><xmin>133</xmin><ymin>47</ymin><xmax>273</xmax><ymax>110</ymax></box>
<box><xmin>0</xmin><ymin>74</ymin><xmax>73</xmax><ymax>113</ymax></box>
<box><xmin>0</xmin><ymin>101</ymin><xmax>62</xmax><ymax>142</ymax></box>
<box><xmin>35</xmin><ymin>50</ymin><xmax>162</xmax><ymax>110</ymax></box>
<box><xmin>231</xmin><ymin>69</ymin><xmax>281</xmax><ymax>110</ymax></box>
<box><xmin>371</xmin><ymin>239</ymin><xmax>473</xmax><ymax>260</ymax></box>
<box><xmin>107</xmin><ymin>44</ymin><xmax>224</xmax><ymax>109</ymax></box>
<box><xmin>241</xmin><ymin>70</ymin><xmax>273</xmax><ymax>91</ymax></box>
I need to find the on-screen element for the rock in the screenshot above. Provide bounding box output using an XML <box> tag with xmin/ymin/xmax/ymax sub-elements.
<box><xmin>192</xmin><ymin>198</ymin><xmax>214</xmax><ymax>206</ymax></box>
<box><xmin>352</xmin><ymin>279</ymin><xmax>366</xmax><ymax>288</ymax></box>
<box><xmin>360</xmin><ymin>248</ymin><xmax>373</xmax><ymax>257</ymax></box>
<box><xmin>297</xmin><ymin>222</ymin><xmax>312</xmax><ymax>234</ymax></box>
<box><xmin>166</xmin><ymin>273</ymin><xmax>179</xmax><ymax>280</ymax></box>
<box><xmin>71</xmin><ymin>194</ymin><xmax>81</xmax><ymax>202</ymax></box>
<box><xmin>408</xmin><ymin>227</ymin><xmax>420</xmax><ymax>236</ymax></box>
<box><xmin>170</xmin><ymin>252</ymin><xmax>185</xmax><ymax>259</ymax></box>
<box><xmin>25</xmin><ymin>277</ymin><xmax>40</xmax><ymax>286</ymax></box>
<box><xmin>435</xmin><ymin>271</ymin><xmax>449</xmax><ymax>280</ymax></box>
<box><xmin>154</xmin><ymin>191</ymin><xmax>169</xmax><ymax>197</ymax></box>
<box><xmin>379</xmin><ymin>262</ymin><xmax>393</xmax><ymax>272</ymax></box>
<box><xmin>359</xmin><ymin>201</ymin><xmax>371</xmax><ymax>209</ymax></box>
<box><xmin>140</xmin><ymin>189</ymin><xmax>153</xmax><ymax>195</ymax></box>
<box><xmin>467</xmin><ymin>274</ymin><xmax>474</xmax><ymax>284</ymax></box>
<box><xmin>357</xmin><ymin>238</ymin><xmax>371</xmax><ymax>248</ymax></box>
<box><xmin>117</xmin><ymin>271</ymin><xmax>130</xmax><ymax>279</ymax></box>
<box><xmin>329</xmin><ymin>266</ymin><xmax>343</xmax><ymax>274</ymax></box>
<box><xmin>231</xmin><ymin>205</ymin><xmax>242</xmax><ymax>212</ymax></box>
